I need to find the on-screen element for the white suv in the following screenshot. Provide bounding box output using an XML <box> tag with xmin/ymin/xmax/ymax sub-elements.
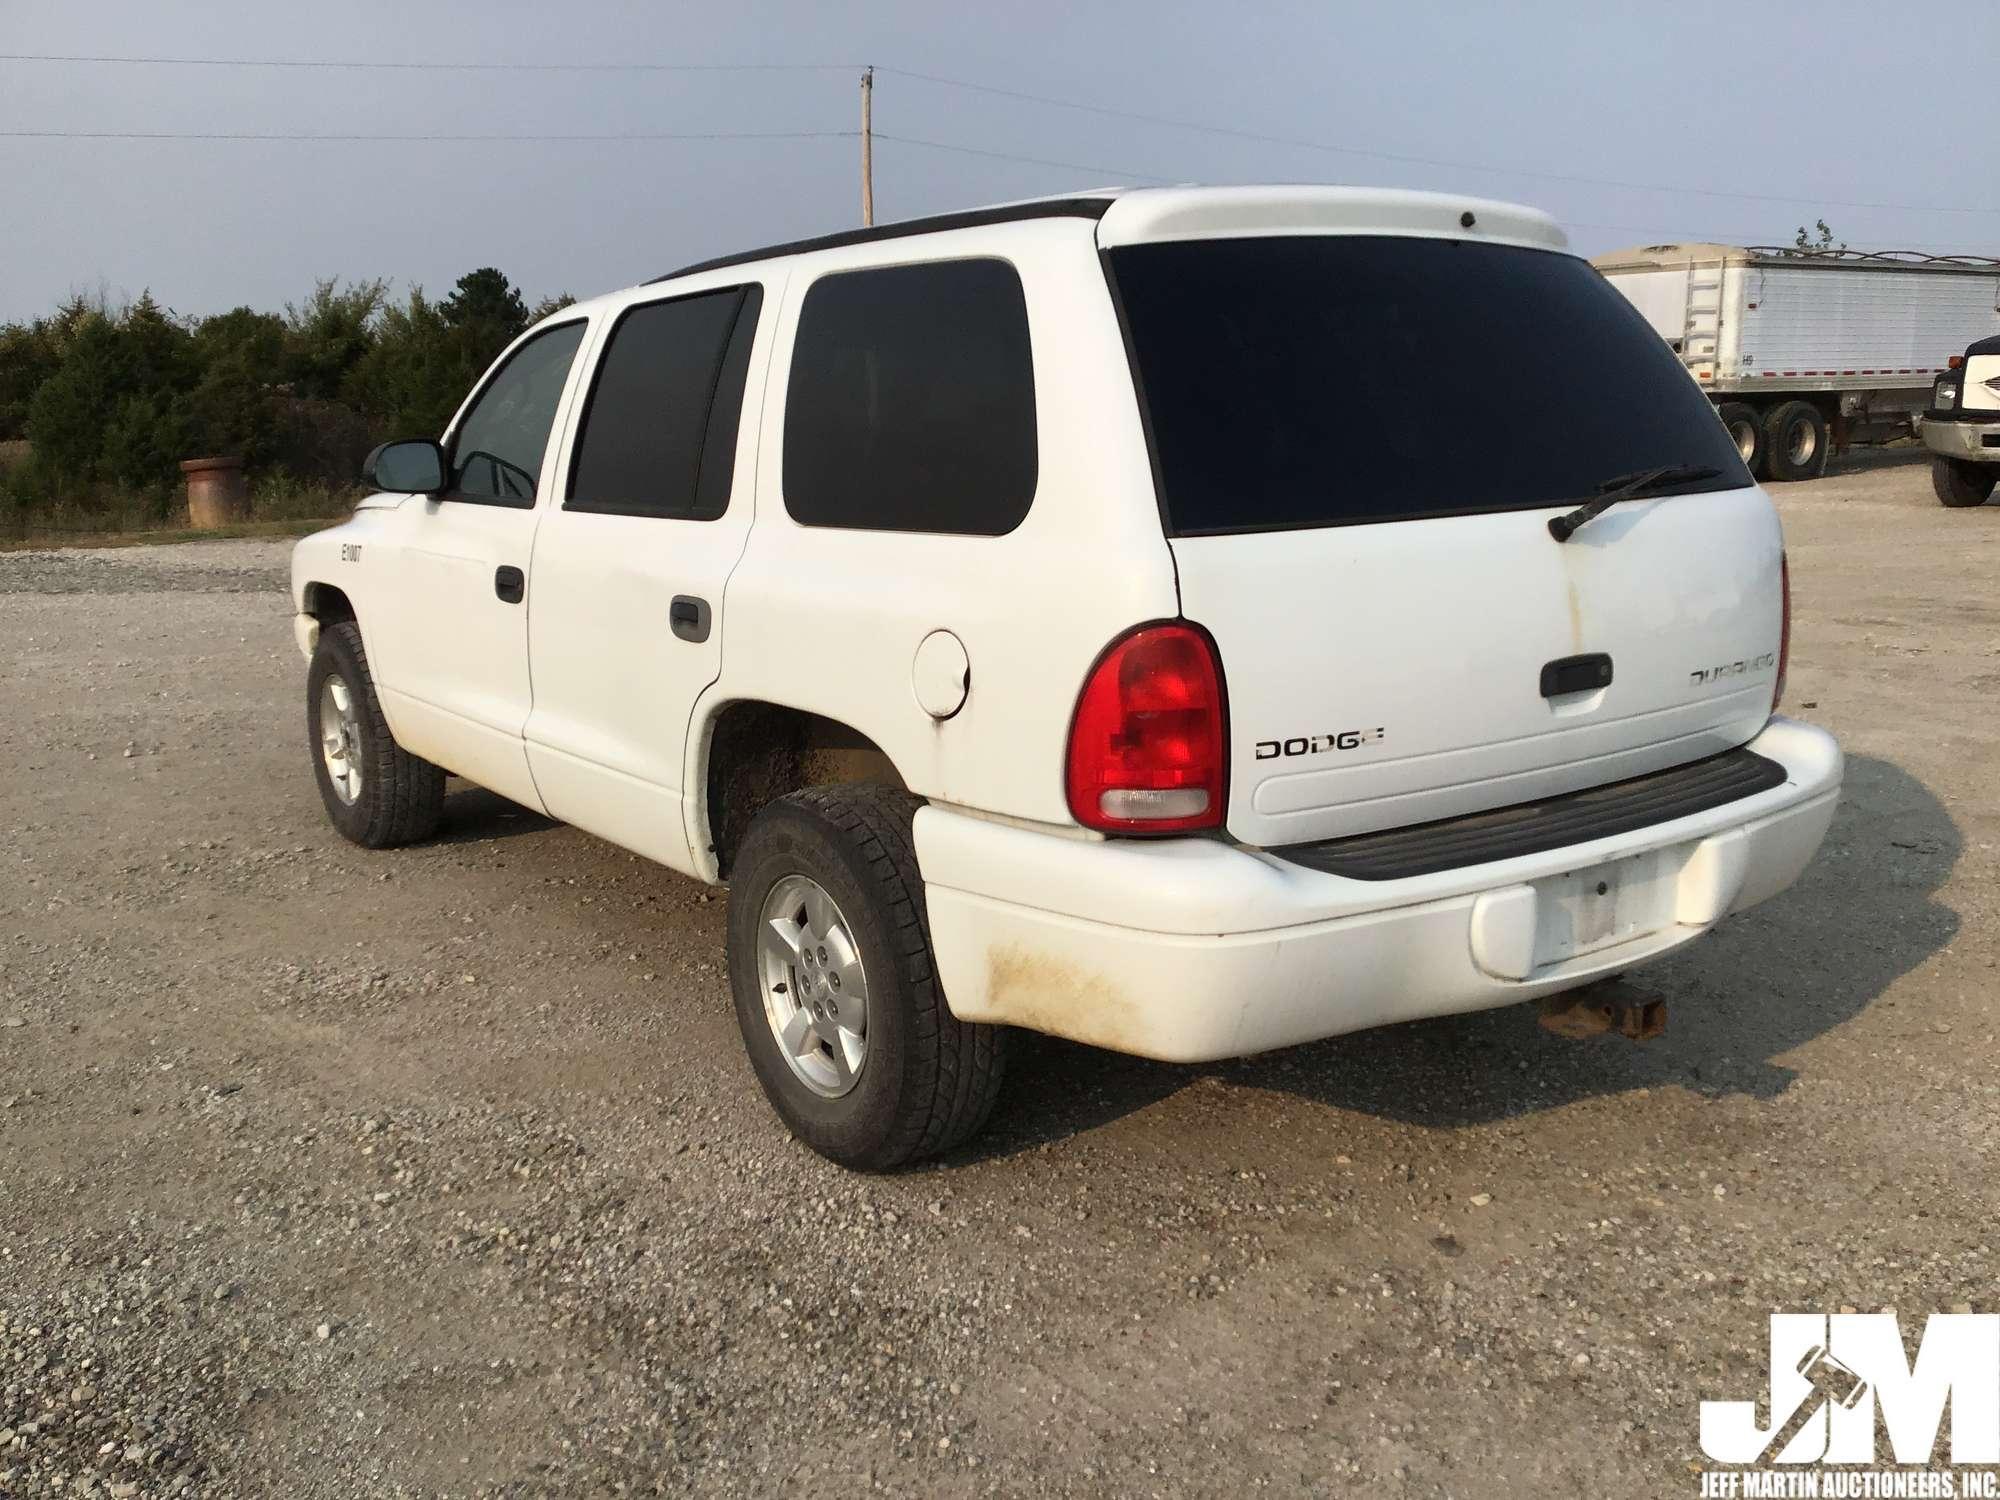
<box><xmin>291</xmin><ymin>186</ymin><xmax>1842</xmax><ymax>1168</ymax></box>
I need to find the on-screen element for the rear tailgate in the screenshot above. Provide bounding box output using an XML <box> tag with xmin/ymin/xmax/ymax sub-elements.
<box><xmin>1170</xmin><ymin>493</ymin><xmax>1780</xmax><ymax>845</ymax></box>
<box><xmin>1101</xmin><ymin>196</ymin><xmax>1776</xmax><ymax>848</ymax></box>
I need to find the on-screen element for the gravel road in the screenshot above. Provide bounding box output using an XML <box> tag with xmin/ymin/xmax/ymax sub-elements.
<box><xmin>2</xmin><ymin>451</ymin><xmax>1995</xmax><ymax>1498</ymax></box>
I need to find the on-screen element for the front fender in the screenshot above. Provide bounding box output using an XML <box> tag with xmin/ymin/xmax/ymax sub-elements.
<box><xmin>290</xmin><ymin>507</ymin><xmax>401</xmax><ymax>656</ymax></box>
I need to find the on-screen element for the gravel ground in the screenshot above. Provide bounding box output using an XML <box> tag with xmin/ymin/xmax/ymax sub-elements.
<box><xmin>2</xmin><ymin>450</ymin><xmax>1995</xmax><ymax>1497</ymax></box>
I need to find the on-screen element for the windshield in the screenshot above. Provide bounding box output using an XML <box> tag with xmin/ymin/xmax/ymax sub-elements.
<box><xmin>1108</xmin><ymin>236</ymin><xmax>1749</xmax><ymax>535</ymax></box>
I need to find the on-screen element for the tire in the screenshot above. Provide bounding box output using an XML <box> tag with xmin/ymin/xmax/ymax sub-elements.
<box><xmin>1762</xmin><ymin>400</ymin><xmax>1829</xmax><ymax>482</ymax></box>
<box><xmin>306</xmin><ymin>620</ymin><xmax>446</xmax><ymax>848</ymax></box>
<box><xmin>1717</xmin><ymin>402</ymin><xmax>1767</xmax><ymax>478</ymax></box>
<box><xmin>727</xmin><ymin>785</ymin><xmax>1005</xmax><ymax>1170</ymax></box>
<box><xmin>1932</xmin><ymin>456</ymin><xmax>1997</xmax><ymax>508</ymax></box>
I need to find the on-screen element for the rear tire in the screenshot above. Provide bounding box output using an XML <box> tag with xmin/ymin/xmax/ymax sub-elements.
<box><xmin>727</xmin><ymin>785</ymin><xmax>1005</xmax><ymax>1170</ymax></box>
<box><xmin>306</xmin><ymin>620</ymin><xmax>446</xmax><ymax>848</ymax></box>
<box><xmin>1717</xmin><ymin>402</ymin><xmax>1766</xmax><ymax>478</ymax></box>
<box><xmin>1763</xmin><ymin>401</ymin><xmax>1829</xmax><ymax>482</ymax></box>
<box><xmin>1932</xmin><ymin>456</ymin><xmax>1997</xmax><ymax>508</ymax></box>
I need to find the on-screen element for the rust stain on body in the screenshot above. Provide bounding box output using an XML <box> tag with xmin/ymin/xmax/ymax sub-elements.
<box><xmin>984</xmin><ymin>945</ymin><xmax>1146</xmax><ymax>1054</ymax></box>
<box><xmin>1566</xmin><ymin>579</ymin><xmax>1584</xmax><ymax>653</ymax></box>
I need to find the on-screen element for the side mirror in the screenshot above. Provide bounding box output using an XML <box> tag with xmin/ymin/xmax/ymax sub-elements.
<box><xmin>363</xmin><ymin>439</ymin><xmax>447</xmax><ymax>495</ymax></box>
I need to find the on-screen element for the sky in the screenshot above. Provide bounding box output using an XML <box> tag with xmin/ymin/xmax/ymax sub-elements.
<box><xmin>3</xmin><ymin>0</ymin><xmax>1998</xmax><ymax>324</ymax></box>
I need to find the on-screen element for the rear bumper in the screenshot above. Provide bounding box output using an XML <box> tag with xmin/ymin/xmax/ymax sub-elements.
<box><xmin>1920</xmin><ymin>415</ymin><xmax>2000</xmax><ymax>462</ymax></box>
<box><xmin>915</xmin><ymin>717</ymin><xmax>1841</xmax><ymax>1061</ymax></box>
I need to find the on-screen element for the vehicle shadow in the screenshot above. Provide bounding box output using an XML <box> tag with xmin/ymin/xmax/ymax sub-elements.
<box><xmin>962</xmin><ymin>753</ymin><xmax>1957</xmax><ymax>1159</ymax></box>
<box><xmin>1823</xmin><ymin>443</ymin><xmax>1928</xmax><ymax>477</ymax></box>
<box><xmin>428</xmin><ymin>783</ymin><xmax>559</xmax><ymax>845</ymax></box>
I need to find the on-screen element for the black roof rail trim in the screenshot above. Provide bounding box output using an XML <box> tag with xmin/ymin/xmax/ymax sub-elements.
<box><xmin>647</xmin><ymin>197</ymin><xmax>1118</xmax><ymax>283</ymax></box>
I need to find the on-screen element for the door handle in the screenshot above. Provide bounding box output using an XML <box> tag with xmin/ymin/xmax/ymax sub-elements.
<box><xmin>1540</xmin><ymin>652</ymin><xmax>1612</xmax><ymax>698</ymax></box>
<box><xmin>494</xmin><ymin>565</ymin><xmax>525</xmax><ymax>604</ymax></box>
<box><xmin>670</xmin><ymin>595</ymin><xmax>711</xmax><ymax>644</ymax></box>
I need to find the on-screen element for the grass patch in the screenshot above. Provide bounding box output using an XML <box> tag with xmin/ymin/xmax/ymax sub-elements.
<box><xmin>0</xmin><ymin>515</ymin><xmax>342</xmax><ymax>552</ymax></box>
<box><xmin>2</xmin><ymin>449</ymin><xmax>359</xmax><ymax>548</ymax></box>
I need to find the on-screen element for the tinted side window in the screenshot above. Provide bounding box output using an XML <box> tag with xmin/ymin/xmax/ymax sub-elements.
<box><xmin>448</xmin><ymin>321</ymin><xmax>587</xmax><ymax>505</ymax></box>
<box><xmin>783</xmin><ymin>258</ymin><xmax>1036</xmax><ymax>534</ymax></box>
<box><xmin>566</xmin><ymin>286</ymin><xmax>763</xmax><ymax>520</ymax></box>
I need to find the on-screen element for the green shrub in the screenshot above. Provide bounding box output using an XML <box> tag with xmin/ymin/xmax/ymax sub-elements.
<box><xmin>441</xmin><ymin>267</ymin><xmax>529</xmax><ymax>336</ymax></box>
<box><xmin>0</xmin><ymin>267</ymin><xmax>547</xmax><ymax>527</ymax></box>
<box><xmin>0</xmin><ymin>324</ymin><xmax>60</xmax><ymax>441</ymax></box>
<box><xmin>247</xmin><ymin>470</ymin><xmax>362</xmax><ymax>522</ymax></box>
<box><xmin>284</xmin><ymin>279</ymin><xmax>388</xmax><ymax>402</ymax></box>
<box><xmin>0</xmin><ymin>441</ymin><xmax>55</xmax><ymax>522</ymax></box>
<box><xmin>345</xmin><ymin>271</ymin><xmax>530</xmax><ymax>438</ymax></box>
<box><xmin>270</xmin><ymin>395</ymin><xmax>377</xmax><ymax>487</ymax></box>
<box><xmin>24</xmin><ymin>317</ymin><xmax>125</xmax><ymax>486</ymax></box>
<box><xmin>25</xmin><ymin>295</ymin><xmax>196</xmax><ymax>499</ymax></box>
<box><xmin>100</xmin><ymin>390</ymin><xmax>192</xmax><ymax>502</ymax></box>
<box><xmin>189</xmin><ymin>307</ymin><xmax>288</xmax><ymax>465</ymax></box>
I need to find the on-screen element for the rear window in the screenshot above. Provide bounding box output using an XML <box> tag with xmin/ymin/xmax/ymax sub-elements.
<box><xmin>783</xmin><ymin>258</ymin><xmax>1037</xmax><ymax>535</ymax></box>
<box><xmin>1109</xmin><ymin>236</ymin><xmax>1747</xmax><ymax>535</ymax></box>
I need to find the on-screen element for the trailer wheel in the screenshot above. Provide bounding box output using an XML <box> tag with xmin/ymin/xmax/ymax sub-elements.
<box><xmin>1763</xmin><ymin>401</ymin><xmax>1829</xmax><ymax>482</ymax></box>
<box><xmin>1932</xmin><ymin>457</ymin><xmax>1997</xmax><ymax>508</ymax></box>
<box><xmin>1717</xmin><ymin>403</ymin><xmax>1766</xmax><ymax>477</ymax></box>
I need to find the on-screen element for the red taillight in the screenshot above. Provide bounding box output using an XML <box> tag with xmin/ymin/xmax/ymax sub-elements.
<box><xmin>1773</xmin><ymin>552</ymin><xmax>1791</xmax><ymax>712</ymax></box>
<box><xmin>1065</xmin><ymin>623</ymin><xmax>1227</xmax><ymax>834</ymax></box>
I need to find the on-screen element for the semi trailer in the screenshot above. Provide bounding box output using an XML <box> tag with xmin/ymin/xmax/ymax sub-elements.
<box><xmin>1593</xmin><ymin>243</ymin><xmax>2000</xmax><ymax>481</ymax></box>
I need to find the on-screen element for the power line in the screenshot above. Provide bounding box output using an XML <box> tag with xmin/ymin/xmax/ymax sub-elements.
<box><xmin>1</xmin><ymin>122</ymin><xmax>1168</xmax><ymax>188</ymax></box>
<box><xmin>4</xmin><ymin>49</ymin><xmax>1994</xmax><ymax>222</ymax></box>
<box><xmin>0</xmin><ymin>128</ymin><xmax>856</xmax><ymax>143</ymax></box>
<box><xmin>0</xmin><ymin>51</ymin><xmax>856</xmax><ymax>74</ymax></box>
<box><xmin>872</xmin><ymin>132</ymin><xmax>1172</xmax><ymax>185</ymax></box>
<box><xmin>0</xmin><ymin>119</ymin><xmax>1157</xmax><ymax>186</ymax></box>
<box><xmin>873</xmin><ymin>65</ymin><xmax>2000</xmax><ymax>220</ymax></box>
<box><xmin>8</xmin><ymin>124</ymin><xmax>1987</xmax><ymax>252</ymax></box>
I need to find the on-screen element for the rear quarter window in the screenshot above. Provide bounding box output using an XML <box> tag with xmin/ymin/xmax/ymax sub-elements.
<box><xmin>782</xmin><ymin>258</ymin><xmax>1037</xmax><ymax>535</ymax></box>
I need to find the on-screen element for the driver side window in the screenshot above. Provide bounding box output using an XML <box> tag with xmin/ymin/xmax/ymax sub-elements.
<box><xmin>447</xmin><ymin>320</ymin><xmax>588</xmax><ymax>505</ymax></box>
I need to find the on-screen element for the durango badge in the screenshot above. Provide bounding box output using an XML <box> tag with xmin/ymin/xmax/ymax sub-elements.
<box><xmin>1689</xmin><ymin>652</ymin><xmax>1775</xmax><ymax>688</ymax></box>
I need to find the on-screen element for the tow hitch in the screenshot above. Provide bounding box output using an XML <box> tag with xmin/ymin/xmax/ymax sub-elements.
<box><xmin>1536</xmin><ymin>978</ymin><xmax>1667</xmax><ymax>1041</ymax></box>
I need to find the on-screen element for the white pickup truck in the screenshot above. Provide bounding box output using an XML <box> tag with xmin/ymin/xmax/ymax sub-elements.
<box><xmin>1921</xmin><ymin>334</ymin><xmax>2000</xmax><ymax>507</ymax></box>
<box><xmin>292</xmin><ymin>186</ymin><xmax>1842</xmax><ymax>1168</ymax></box>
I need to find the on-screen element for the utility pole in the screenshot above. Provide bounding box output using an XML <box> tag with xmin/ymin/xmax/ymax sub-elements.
<box><xmin>860</xmin><ymin>65</ymin><xmax>874</xmax><ymax>226</ymax></box>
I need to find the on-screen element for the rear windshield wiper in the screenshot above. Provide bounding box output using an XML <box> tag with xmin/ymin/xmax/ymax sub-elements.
<box><xmin>1547</xmin><ymin>464</ymin><xmax>1725</xmax><ymax>542</ymax></box>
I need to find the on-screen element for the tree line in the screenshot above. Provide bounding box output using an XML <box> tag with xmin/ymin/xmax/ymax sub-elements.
<box><xmin>0</xmin><ymin>269</ymin><xmax>572</xmax><ymax>517</ymax></box>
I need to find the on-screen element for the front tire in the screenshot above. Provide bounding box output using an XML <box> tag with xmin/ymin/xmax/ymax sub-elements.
<box><xmin>1763</xmin><ymin>400</ymin><xmax>1829</xmax><ymax>482</ymax></box>
<box><xmin>306</xmin><ymin>620</ymin><xmax>446</xmax><ymax>848</ymax></box>
<box><xmin>1932</xmin><ymin>456</ymin><xmax>1997</xmax><ymax>508</ymax></box>
<box><xmin>727</xmin><ymin>785</ymin><xmax>1005</xmax><ymax>1170</ymax></box>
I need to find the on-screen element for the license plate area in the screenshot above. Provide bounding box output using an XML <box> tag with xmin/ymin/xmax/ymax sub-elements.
<box><xmin>1531</xmin><ymin>848</ymin><xmax>1679</xmax><ymax>968</ymax></box>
